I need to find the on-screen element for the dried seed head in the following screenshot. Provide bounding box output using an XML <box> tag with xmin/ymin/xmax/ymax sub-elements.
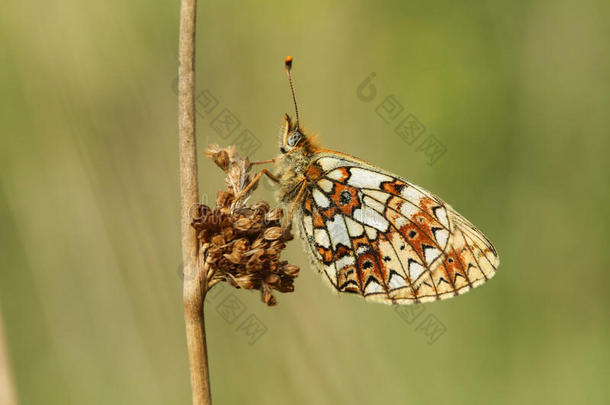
<box><xmin>191</xmin><ymin>145</ymin><xmax>300</xmax><ymax>306</ymax></box>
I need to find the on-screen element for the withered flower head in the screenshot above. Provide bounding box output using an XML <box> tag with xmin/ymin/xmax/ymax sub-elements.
<box><xmin>192</xmin><ymin>145</ymin><xmax>299</xmax><ymax>306</ymax></box>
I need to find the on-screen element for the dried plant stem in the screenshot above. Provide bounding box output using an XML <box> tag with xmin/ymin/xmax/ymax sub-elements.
<box><xmin>0</xmin><ymin>309</ymin><xmax>18</xmax><ymax>405</ymax></box>
<box><xmin>178</xmin><ymin>0</ymin><xmax>212</xmax><ymax>404</ymax></box>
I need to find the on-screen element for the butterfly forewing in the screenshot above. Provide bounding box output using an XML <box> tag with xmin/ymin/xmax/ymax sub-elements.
<box><xmin>297</xmin><ymin>152</ymin><xmax>499</xmax><ymax>304</ymax></box>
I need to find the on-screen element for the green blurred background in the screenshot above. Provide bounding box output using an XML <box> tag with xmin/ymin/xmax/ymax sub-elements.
<box><xmin>1</xmin><ymin>1</ymin><xmax>609</xmax><ymax>404</ymax></box>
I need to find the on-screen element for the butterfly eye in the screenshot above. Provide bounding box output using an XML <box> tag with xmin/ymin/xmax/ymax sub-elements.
<box><xmin>287</xmin><ymin>131</ymin><xmax>302</xmax><ymax>147</ymax></box>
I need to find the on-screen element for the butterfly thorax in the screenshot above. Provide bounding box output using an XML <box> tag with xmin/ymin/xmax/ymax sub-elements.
<box><xmin>274</xmin><ymin>115</ymin><xmax>321</xmax><ymax>205</ymax></box>
<box><xmin>274</xmin><ymin>138</ymin><xmax>319</xmax><ymax>205</ymax></box>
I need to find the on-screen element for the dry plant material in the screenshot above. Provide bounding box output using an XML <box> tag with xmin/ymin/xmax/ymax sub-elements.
<box><xmin>191</xmin><ymin>145</ymin><xmax>300</xmax><ymax>306</ymax></box>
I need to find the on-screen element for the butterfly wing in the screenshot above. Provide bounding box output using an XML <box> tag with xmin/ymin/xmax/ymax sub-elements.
<box><xmin>297</xmin><ymin>152</ymin><xmax>499</xmax><ymax>304</ymax></box>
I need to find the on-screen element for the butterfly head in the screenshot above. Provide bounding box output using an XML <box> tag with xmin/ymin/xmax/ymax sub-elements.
<box><xmin>280</xmin><ymin>113</ymin><xmax>305</xmax><ymax>153</ymax></box>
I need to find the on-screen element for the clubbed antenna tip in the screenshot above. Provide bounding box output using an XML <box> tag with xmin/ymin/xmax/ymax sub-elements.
<box><xmin>284</xmin><ymin>55</ymin><xmax>299</xmax><ymax>127</ymax></box>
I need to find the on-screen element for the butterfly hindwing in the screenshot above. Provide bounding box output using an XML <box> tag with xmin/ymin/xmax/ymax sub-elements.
<box><xmin>297</xmin><ymin>152</ymin><xmax>499</xmax><ymax>305</ymax></box>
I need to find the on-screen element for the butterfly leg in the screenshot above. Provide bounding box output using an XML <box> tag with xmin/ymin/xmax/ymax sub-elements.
<box><xmin>234</xmin><ymin>169</ymin><xmax>279</xmax><ymax>201</ymax></box>
<box><xmin>250</xmin><ymin>158</ymin><xmax>276</xmax><ymax>165</ymax></box>
<box><xmin>282</xmin><ymin>180</ymin><xmax>307</xmax><ymax>230</ymax></box>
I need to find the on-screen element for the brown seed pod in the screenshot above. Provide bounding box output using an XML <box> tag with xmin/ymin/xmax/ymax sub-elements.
<box><xmin>234</xmin><ymin>217</ymin><xmax>252</xmax><ymax>232</ymax></box>
<box><xmin>263</xmin><ymin>227</ymin><xmax>282</xmax><ymax>241</ymax></box>
<box><xmin>265</xmin><ymin>207</ymin><xmax>283</xmax><ymax>222</ymax></box>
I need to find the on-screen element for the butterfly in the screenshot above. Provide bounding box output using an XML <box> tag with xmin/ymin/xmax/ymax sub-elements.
<box><xmin>239</xmin><ymin>56</ymin><xmax>499</xmax><ymax>304</ymax></box>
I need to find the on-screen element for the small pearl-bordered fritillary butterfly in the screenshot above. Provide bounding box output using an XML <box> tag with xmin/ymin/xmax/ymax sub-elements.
<box><xmin>239</xmin><ymin>56</ymin><xmax>499</xmax><ymax>304</ymax></box>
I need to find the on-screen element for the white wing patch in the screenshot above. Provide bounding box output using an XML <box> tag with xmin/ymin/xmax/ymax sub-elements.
<box><xmin>353</xmin><ymin>205</ymin><xmax>389</xmax><ymax>232</ymax></box>
<box><xmin>400</xmin><ymin>186</ymin><xmax>425</xmax><ymax>205</ymax></box>
<box><xmin>324</xmin><ymin>263</ymin><xmax>337</xmax><ymax>280</ymax></box>
<box><xmin>336</xmin><ymin>255</ymin><xmax>356</xmax><ymax>270</ymax></box>
<box><xmin>434</xmin><ymin>206</ymin><xmax>450</xmax><ymax>227</ymax></box>
<box><xmin>326</xmin><ymin>215</ymin><xmax>351</xmax><ymax>248</ymax></box>
<box><xmin>362</xmin><ymin>189</ymin><xmax>391</xmax><ymax>204</ymax></box>
<box><xmin>389</xmin><ymin>272</ymin><xmax>407</xmax><ymax>289</ymax></box>
<box><xmin>314</xmin><ymin>228</ymin><xmax>331</xmax><ymax>248</ymax></box>
<box><xmin>346</xmin><ymin>168</ymin><xmax>392</xmax><ymax>189</ymax></box>
<box><xmin>433</xmin><ymin>228</ymin><xmax>449</xmax><ymax>247</ymax></box>
<box><xmin>327</xmin><ymin>169</ymin><xmax>345</xmax><ymax>181</ymax></box>
<box><xmin>317</xmin><ymin>178</ymin><xmax>334</xmax><ymax>193</ymax></box>
<box><xmin>364</xmin><ymin>280</ymin><xmax>384</xmax><ymax>295</ymax></box>
<box><xmin>399</xmin><ymin>200</ymin><xmax>420</xmax><ymax>218</ymax></box>
<box><xmin>362</xmin><ymin>195</ymin><xmax>386</xmax><ymax>213</ymax></box>
<box><xmin>408</xmin><ymin>260</ymin><xmax>426</xmax><ymax>280</ymax></box>
<box><xmin>317</xmin><ymin>156</ymin><xmax>349</xmax><ymax>172</ymax></box>
<box><xmin>312</xmin><ymin>188</ymin><xmax>330</xmax><ymax>208</ymax></box>
<box><xmin>423</xmin><ymin>245</ymin><xmax>442</xmax><ymax>264</ymax></box>
<box><xmin>364</xmin><ymin>226</ymin><xmax>378</xmax><ymax>240</ymax></box>
<box><xmin>345</xmin><ymin>216</ymin><xmax>364</xmax><ymax>237</ymax></box>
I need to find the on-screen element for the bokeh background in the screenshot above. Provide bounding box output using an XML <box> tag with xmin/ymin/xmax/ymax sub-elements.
<box><xmin>1</xmin><ymin>1</ymin><xmax>609</xmax><ymax>404</ymax></box>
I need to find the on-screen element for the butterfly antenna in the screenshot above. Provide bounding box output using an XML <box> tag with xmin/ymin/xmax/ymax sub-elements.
<box><xmin>284</xmin><ymin>55</ymin><xmax>300</xmax><ymax>128</ymax></box>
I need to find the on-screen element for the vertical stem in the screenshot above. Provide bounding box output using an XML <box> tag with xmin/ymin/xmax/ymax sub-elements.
<box><xmin>178</xmin><ymin>0</ymin><xmax>212</xmax><ymax>404</ymax></box>
<box><xmin>0</xmin><ymin>309</ymin><xmax>18</xmax><ymax>405</ymax></box>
